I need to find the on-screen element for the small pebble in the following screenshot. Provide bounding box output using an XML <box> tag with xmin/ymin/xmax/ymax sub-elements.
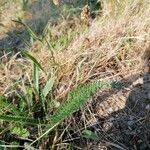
<box><xmin>103</xmin><ymin>121</ymin><xmax>113</xmax><ymax>131</ymax></box>
<box><xmin>145</xmin><ymin>104</ymin><xmax>150</xmax><ymax>110</ymax></box>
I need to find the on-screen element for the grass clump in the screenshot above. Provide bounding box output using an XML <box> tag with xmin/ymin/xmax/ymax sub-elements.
<box><xmin>0</xmin><ymin>0</ymin><xmax>150</xmax><ymax>149</ymax></box>
<box><xmin>0</xmin><ymin>49</ymin><xmax>112</xmax><ymax>148</ymax></box>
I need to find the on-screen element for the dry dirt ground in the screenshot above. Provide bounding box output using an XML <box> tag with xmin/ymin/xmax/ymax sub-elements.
<box><xmin>63</xmin><ymin>73</ymin><xmax>150</xmax><ymax>150</ymax></box>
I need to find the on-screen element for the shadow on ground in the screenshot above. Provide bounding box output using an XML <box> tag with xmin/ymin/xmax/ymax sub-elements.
<box><xmin>99</xmin><ymin>73</ymin><xmax>150</xmax><ymax>150</ymax></box>
<box><xmin>67</xmin><ymin>71</ymin><xmax>150</xmax><ymax>149</ymax></box>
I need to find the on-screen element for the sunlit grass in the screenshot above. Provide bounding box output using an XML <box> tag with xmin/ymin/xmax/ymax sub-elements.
<box><xmin>0</xmin><ymin>0</ymin><xmax>150</xmax><ymax>149</ymax></box>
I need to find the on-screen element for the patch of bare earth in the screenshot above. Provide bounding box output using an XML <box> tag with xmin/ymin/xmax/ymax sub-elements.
<box><xmin>62</xmin><ymin>74</ymin><xmax>150</xmax><ymax>150</ymax></box>
<box><xmin>94</xmin><ymin>75</ymin><xmax>149</xmax><ymax>149</ymax></box>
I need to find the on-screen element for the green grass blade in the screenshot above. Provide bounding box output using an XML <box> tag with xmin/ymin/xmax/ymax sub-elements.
<box><xmin>0</xmin><ymin>114</ymin><xmax>44</xmax><ymax>125</ymax></box>
<box><xmin>0</xmin><ymin>96</ymin><xmax>21</xmax><ymax>116</ymax></box>
<box><xmin>21</xmin><ymin>0</ymin><xmax>28</xmax><ymax>10</ymax></box>
<box><xmin>12</xmin><ymin>19</ymin><xmax>42</xmax><ymax>42</ymax></box>
<box><xmin>27</xmin><ymin>122</ymin><xmax>59</xmax><ymax>148</ymax></box>
<box><xmin>42</xmin><ymin>77</ymin><xmax>55</xmax><ymax>98</ymax></box>
<box><xmin>33</xmin><ymin>63</ymin><xmax>39</xmax><ymax>92</ymax></box>
<box><xmin>22</xmin><ymin>51</ymin><xmax>45</xmax><ymax>73</ymax></box>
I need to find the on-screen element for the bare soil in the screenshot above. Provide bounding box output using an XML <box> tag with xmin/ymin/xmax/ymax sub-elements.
<box><xmin>59</xmin><ymin>73</ymin><xmax>150</xmax><ymax>150</ymax></box>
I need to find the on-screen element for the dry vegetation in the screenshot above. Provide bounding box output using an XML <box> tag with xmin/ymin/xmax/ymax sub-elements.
<box><xmin>0</xmin><ymin>0</ymin><xmax>150</xmax><ymax>97</ymax></box>
<box><xmin>0</xmin><ymin>0</ymin><xmax>150</xmax><ymax>149</ymax></box>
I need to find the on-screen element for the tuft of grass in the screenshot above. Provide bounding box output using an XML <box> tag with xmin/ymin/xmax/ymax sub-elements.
<box><xmin>50</xmin><ymin>80</ymin><xmax>110</xmax><ymax>125</ymax></box>
<box><xmin>0</xmin><ymin>48</ymin><xmax>113</xmax><ymax>148</ymax></box>
<box><xmin>27</xmin><ymin>79</ymin><xmax>112</xmax><ymax>147</ymax></box>
<box><xmin>0</xmin><ymin>0</ymin><xmax>150</xmax><ymax>148</ymax></box>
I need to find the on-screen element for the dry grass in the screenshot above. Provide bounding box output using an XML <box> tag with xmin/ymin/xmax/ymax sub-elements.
<box><xmin>0</xmin><ymin>0</ymin><xmax>150</xmax><ymax>149</ymax></box>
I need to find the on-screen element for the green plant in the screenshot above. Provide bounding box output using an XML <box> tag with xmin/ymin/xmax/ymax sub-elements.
<box><xmin>21</xmin><ymin>0</ymin><xmax>28</xmax><ymax>11</ymax></box>
<box><xmin>12</xmin><ymin>18</ymin><xmax>43</xmax><ymax>43</ymax></box>
<box><xmin>0</xmin><ymin>49</ymin><xmax>117</xmax><ymax>147</ymax></box>
<box><xmin>49</xmin><ymin>80</ymin><xmax>110</xmax><ymax>125</ymax></box>
<box><xmin>10</xmin><ymin>126</ymin><xmax>30</xmax><ymax>138</ymax></box>
<box><xmin>14</xmin><ymin>51</ymin><xmax>55</xmax><ymax>120</ymax></box>
<box><xmin>81</xmin><ymin>129</ymin><xmax>99</xmax><ymax>141</ymax></box>
<box><xmin>28</xmin><ymin>80</ymin><xmax>111</xmax><ymax>147</ymax></box>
